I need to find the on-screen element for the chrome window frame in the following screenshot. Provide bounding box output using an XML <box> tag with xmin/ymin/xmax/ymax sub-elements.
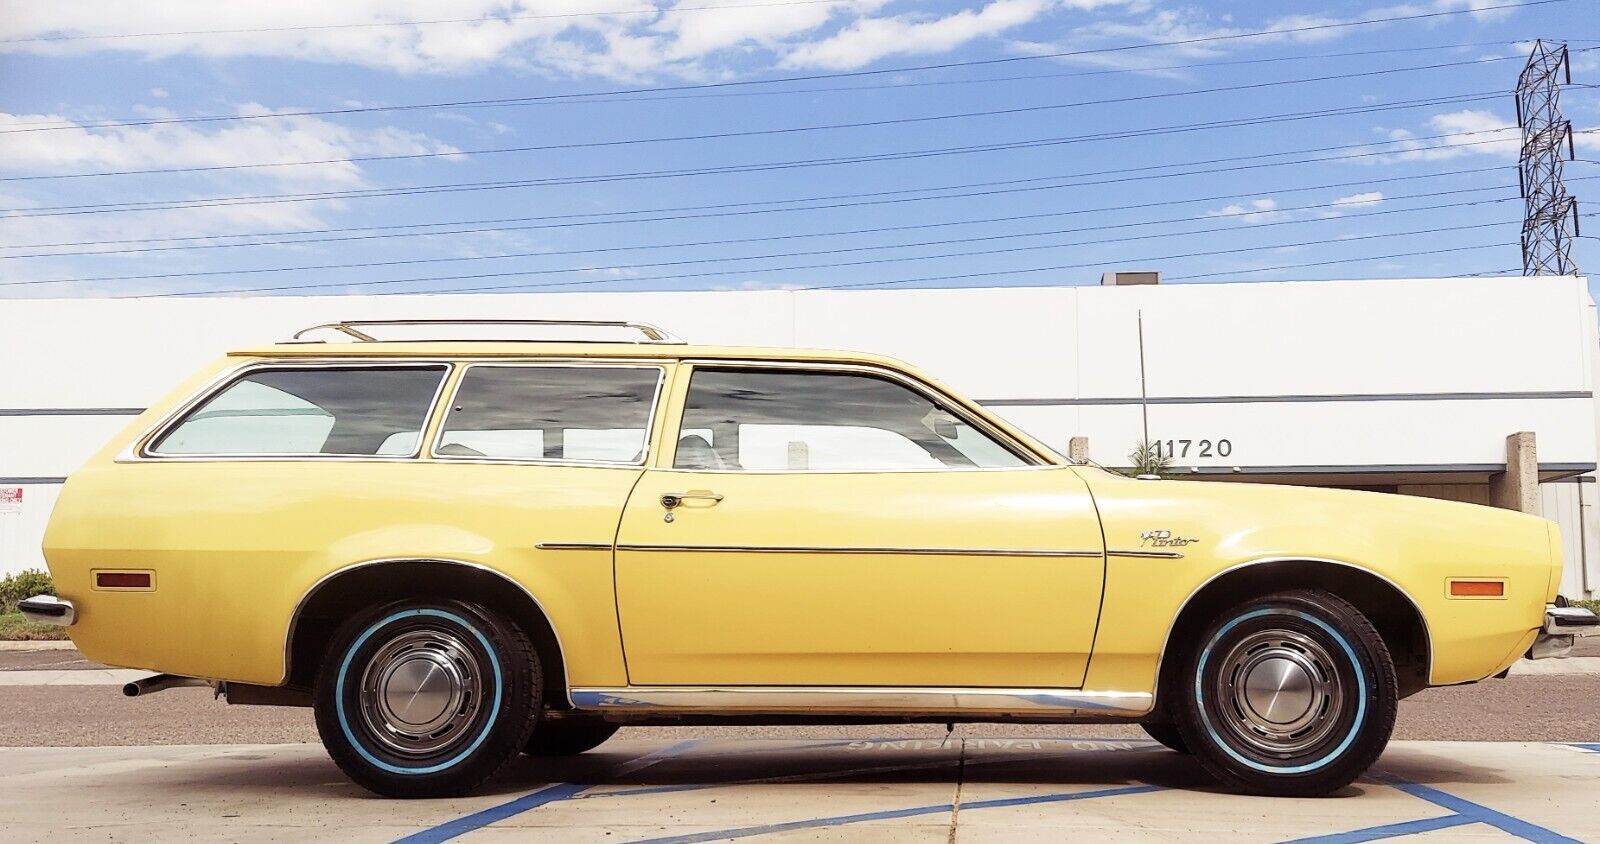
<box><xmin>669</xmin><ymin>360</ymin><xmax>1050</xmax><ymax>474</ymax></box>
<box><xmin>428</xmin><ymin>361</ymin><xmax>668</xmax><ymax>468</ymax></box>
<box><xmin>131</xmin><ymin>359</ymin><xmax>454</xmax><ymax>463</ymax></box>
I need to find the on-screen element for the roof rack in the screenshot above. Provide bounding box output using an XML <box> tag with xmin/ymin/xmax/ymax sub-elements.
<box><xmin>288</xmin><ymin>319</ymin><xmax>686</xmax><ymax>345</ymax></box>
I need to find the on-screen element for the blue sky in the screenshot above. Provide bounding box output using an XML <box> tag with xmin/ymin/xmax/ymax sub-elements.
<box><xmin>0</xmin><ymin>0</ymin><xmax>1596</xmax><ymax>299</ymax></box>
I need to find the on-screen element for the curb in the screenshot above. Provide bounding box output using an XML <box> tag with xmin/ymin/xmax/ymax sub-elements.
<box><xmin>1508</xmin><ymin>656</ymin><xmax>1600</xmax><ymax>676</ymax></box>
<box><xmin>0</xmin><ymin>641</ymin><xmax>77</xmax><ymax>652</ymax></box>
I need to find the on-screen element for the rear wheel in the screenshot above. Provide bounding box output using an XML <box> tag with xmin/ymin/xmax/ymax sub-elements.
<box><xmin>1170</xmin><ymin>589</ymin><xmax>1396</xmax><ymax>796</ymax></box>
<box><xmin>313</xmin><ymin>599</ymin><xmax>539</xmax><ymax>798</ymax></box>
<box><xmin>1139</xmin><ymin>721</ymin><xmax>1190</xmax><ymax>754</ymax></box>
<box><xmin>524</xmin><ymin>715</ymin><xmax>620</xmax><ymax>756</ymax></box>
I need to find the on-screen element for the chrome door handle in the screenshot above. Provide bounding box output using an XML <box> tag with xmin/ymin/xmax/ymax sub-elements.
<box><xmin>660</xmin><ymin>491</ymin><xmax>723</xmax><ymax>509</ymax></box>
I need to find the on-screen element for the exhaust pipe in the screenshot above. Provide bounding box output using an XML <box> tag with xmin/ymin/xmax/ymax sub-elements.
<box><xmin>122</xmin><ymin>674</ymin><xmax>211</xmax><ymax>697</ymax></box>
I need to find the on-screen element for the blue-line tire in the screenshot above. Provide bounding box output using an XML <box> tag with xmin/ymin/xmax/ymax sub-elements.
<box><xmin>1171</xmin><ymin>589</ymin><xmax>1396</xmax><ymax>796</ymax></box>
<box><xmin>313</xmin><ymin>599</ymin><xmax>540</xmax><ymax>798</ymax></box>
<box><xmin>523</xmin><ymin>715</ymin><xmax>620</xmax><ymax>756</ymax></box>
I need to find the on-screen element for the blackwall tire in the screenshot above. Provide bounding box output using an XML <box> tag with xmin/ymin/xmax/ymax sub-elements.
<box><xmin>313</xmin><ymin>599</ymin><xmax>540</xmax><ymax>798</ymax></box>
<box><xmin>1139</xmin><ymin>721</ymin><xmax>1190</xmax><ymax>754</ymax></box>
<box><xmin>1171</xmin><ymin>589</ymin><xmax>1397</xmax><ymax>796</ymax></box>
<box><xmin>524</xmin><ymin>716</ymin><xmax>620</xmax><ymax>756</ymax></box>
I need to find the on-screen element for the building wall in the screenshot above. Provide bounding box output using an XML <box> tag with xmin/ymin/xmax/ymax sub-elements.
<box><xmin>2</xmin><ymin>277</ymin><xmax>1597</xmax><ymax>598</ymax></box>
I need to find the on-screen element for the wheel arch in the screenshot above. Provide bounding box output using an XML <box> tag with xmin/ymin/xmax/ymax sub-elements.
<box><xmin>283</xmin><ymin>558</ymin><xmax>570</xmax><ymax>707</ymax></box>
<box><xmin>1153</xmin><ymin>557</ymin><xmax>1433</xmax><ymax>711</ymax></box>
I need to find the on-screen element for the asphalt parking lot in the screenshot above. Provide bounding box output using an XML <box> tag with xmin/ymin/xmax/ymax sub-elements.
<box><xmin>4</xmin><ymin>644</ymin><xmax>1599</xmax><ymax>842</ymax></box>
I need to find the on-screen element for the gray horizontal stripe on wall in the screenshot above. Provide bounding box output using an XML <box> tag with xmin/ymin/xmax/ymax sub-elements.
<box><xmin>980</xmin><ymin>391</ymin><xmax>1593</xmax><ymax>407</ymax></box>
<box><xmin>0</xmin><ymin>477</ymin><xmax>68</xmax><ymax>485</ymax></box>
<box><xmin>1147</xmin><ymin>462</ymin><xmax>1597</xmax><ymax>475</ymax></box>
<box><xmin>0</xmin><ymin>408</ymin><xmax>144</xmax><ymax>417</ymax></box>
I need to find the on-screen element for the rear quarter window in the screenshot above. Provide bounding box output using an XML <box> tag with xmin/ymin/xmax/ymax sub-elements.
<box><xmin>148</xmin><ymin>365</ymin><xmax>447</xmax><ymax>457</ymax></box>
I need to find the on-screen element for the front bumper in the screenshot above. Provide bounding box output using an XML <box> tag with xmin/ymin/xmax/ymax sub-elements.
<box><xmin>1528</xmin><ymin>604</ymin><xmax>1599</xmax><ymax>659</ymax></box>
<box><xmin>17</xmin><ymin>595</ymin><xmax>75</xmax><ymax>627</ymax></box>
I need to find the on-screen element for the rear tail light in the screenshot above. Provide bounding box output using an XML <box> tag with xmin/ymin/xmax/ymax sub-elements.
<box><xmin>95</xmin><ymin>571</ymin><xmax>152</xmax><ymax>589</ymax></box>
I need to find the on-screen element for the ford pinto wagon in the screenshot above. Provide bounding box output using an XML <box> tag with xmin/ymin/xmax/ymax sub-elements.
<box><xmin>24</xmin><ymin>319</ymin><xmax>1598</xmax><ymax>799</ymax></box>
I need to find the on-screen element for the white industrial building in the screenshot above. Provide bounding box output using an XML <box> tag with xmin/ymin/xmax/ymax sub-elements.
<box><xmin>2</xmin><ymin>274</ymin><xmax>1597</xmax><ymax>599</ymax></box>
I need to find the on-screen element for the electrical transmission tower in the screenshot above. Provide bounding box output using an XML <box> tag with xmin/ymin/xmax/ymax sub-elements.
<box><xmin>1516</xmin><ymin>39</ymin><xmax>1579</xmax><ymax>276</ymax></box>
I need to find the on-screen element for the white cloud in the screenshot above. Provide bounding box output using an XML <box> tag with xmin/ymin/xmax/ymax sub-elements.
<box><xmin>1334</xmin><ymin>191</ymin><xmax>1384</xmax><ymax>207</ymax></box>
<box><xmin>0</xmin><ymin>106</ymin><xmax>458</xmax><ymax>188</ymax></box>
<box><xmin>1365</xmin><ymin>109</ymin><xmax>1521</xmax><ymax>162</ymax></box>
<box><xmin>782</xmin><ymin>0</ymin><xmax>1106</xmax><ymax>70</ymax></box>
<box><xmin>0</xmin><ymin>0</ymin><xmax>1136</xmax><ymax>78</ymax></box>
<box><xmin>1203</xmin><ymin>197</ymin><xmax>1285</xmax><ymax>223</ymax></box>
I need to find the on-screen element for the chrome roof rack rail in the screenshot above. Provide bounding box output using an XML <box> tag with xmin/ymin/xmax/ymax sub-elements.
<box><xmin>288</xmin><ymin>319</ymin><xmax>686</xmax><ymax>345</ymax></box>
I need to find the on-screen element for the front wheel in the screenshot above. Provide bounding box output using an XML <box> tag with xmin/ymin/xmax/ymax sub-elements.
<box><xmin>313</xmin><ymin>599</ymin><xmax>540</xmax><ymax>798</ymax></box>
<box><xmin>1170</xmin><ymin>589</ymin><xmax>1397</xmax><ymax>796</ymax></box>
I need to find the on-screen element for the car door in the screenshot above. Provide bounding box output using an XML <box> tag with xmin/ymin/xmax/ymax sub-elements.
<box><xmin>614</xmin><ymin>362</ymin><xmax>1106</xmax><ymax>689</ymax></box>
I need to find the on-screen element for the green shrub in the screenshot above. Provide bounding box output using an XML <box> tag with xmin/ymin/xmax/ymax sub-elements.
<box><xmin>0</xmin><ymin>569</ymin><xmax>54</xmax><ymax>612</ymax></box>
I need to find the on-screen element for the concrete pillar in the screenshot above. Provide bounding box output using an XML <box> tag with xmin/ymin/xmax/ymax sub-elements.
<box><xmin>1489</xmin><ymin>431</ymin><xmax>1540</xmax><ymax>514</ymax></box>
<box><xmin>1068</xmin><ymin>436</ymin><xmax>1090</xmax><ymax>463</ymax></box>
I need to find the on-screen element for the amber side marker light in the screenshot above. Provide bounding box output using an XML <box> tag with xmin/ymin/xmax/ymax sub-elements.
<box><xmin>1449</xmin><ymin>580</ymin><xmax>1505</xmax><ymax>598</ymax></box>
<box><xmin>95</xmin><ymin>571</ymin><xmax>152</xmax><ymax>589</ymax></box>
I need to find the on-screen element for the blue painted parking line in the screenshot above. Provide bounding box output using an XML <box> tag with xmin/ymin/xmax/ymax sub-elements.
<box><xmin>1279</xmin><ymin>814</ymin><xmax>1476</xmax><ymax>843</ymax></box>
<box><xmin>1283</xmin><ymin>758</ymin><xmax>1593</xmax><ymax>844</ymax></box>
<box><xmin>393</xmin><ymin>740</ymin><xmax>700</xmax><ymax>844</ymax></box>
<box><xmin>623</xmin><ymin>784</ymin><xmax>1163</xmax><ymax>844</ymax></box>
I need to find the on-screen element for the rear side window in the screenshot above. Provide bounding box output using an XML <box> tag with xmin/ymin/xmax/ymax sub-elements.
<box><xmin>149</xmin><ymin>366</ymin><xmax>447</xmax><ymax>457</ymax></box>
<box><xmin>436</xmin><ymin>365</ymin><xmax>661</xmax><ymax>463</ymax></box>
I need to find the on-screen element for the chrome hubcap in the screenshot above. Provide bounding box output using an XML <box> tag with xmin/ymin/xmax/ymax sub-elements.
<box><xmin>359</xmin><ymin>629</ymin><xmax>483</xmax><ymax>757</ymax></box>
<box><xmin>1215</xmin><ymin>629</ymin><xmax>1343</xmax><ymax>756</ymax></box>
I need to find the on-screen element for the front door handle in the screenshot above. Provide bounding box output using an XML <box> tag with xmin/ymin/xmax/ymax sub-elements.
<box><xmin>660</xmin><ymin>491</ymin><xmax>724</xmax><ymax>509</ymax></box>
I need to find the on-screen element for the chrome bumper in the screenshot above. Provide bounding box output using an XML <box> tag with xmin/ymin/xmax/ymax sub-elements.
<box><xmin>17</xmin><ymin>595</ymin><xmax>75</xmax><ymax>627</ymax></box>
<box><xmin>1528</xmin><ymin>604</ymin><xmax>1599</xmax><ymax>659</ymax></box>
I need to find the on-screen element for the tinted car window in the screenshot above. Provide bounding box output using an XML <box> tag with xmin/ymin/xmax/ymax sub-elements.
<box><xmin>437</xmin><ymin>366</ymin><xmax>661</xmax><ymax>463</ymax></box>
<box><xmin>150</xmin><ymin>366</ymin><xmax>446</xmax><ymax>456</ymax></box>
<box><xmin>676</xmin><ymin>368</ymin><xmax>1030</xmax><ymax>471</ymax></box>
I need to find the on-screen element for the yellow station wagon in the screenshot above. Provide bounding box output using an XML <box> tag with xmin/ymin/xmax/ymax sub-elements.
<box><xmin>22</xmin><ymin>319</ymin><xmax>1598</xmax><ymax>798</ymax></box>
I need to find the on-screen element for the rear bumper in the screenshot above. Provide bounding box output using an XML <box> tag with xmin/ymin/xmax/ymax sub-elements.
<box><xmin>17</xmin><ymin>595</ymin><xmax>75</xmax><ymax>627</ymax></box>
<box><xmin>1528</xmin><ymin>604</ymin><xmax>1599</xmax><ymax>659</ymax></box>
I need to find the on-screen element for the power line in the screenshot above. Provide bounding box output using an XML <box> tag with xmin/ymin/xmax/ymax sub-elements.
<box><xmin>0</xmin><ymin>55</ymin><xmax>1524</xmax><ymax>183</ymax></box>
<box><xmin>0</xmin><ymin>129</ymin><xmax>1523</xmax><ymax>256</ymax></box>
<box><xmin>9</xmin><ymin>185</ymin><xmax>1525</xmax><ymax>288</ymax></box>
<box><xmin>0</xmin><ymin>166</ymin><xmax>1514</xmax><ymax>265</ymax></box>
<box><xmin>798</xmin><ymin>222</ymin><xmax>1516</xmax><ymax>292</ymax></box>
<box><xmin>1167</xmin><ymin>216</ymin><xmax>1600</xmax><ymax>280</ymax></box>
<box><xmin>130</xmin><ymin>200</ymin><xmax>1521</xmax><ymax>299</ymax></box>
<box><xmin>0</xmin><ymin>91</ymin><xmax>1505</xmax><ymax>218</ymax></box>
<box><xmin>0</xmin><ymin>0</ymin><xmax>1564</xmax><ymax>135</ymax></box>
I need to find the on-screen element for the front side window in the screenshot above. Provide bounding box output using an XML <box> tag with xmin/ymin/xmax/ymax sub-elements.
<box><xmin>150</xmin><ymin>366</ymin><xmax>447</xmax><ymax>456</ymax></box>
<box><xmin>675</xmin><ymin>367</ymin><xmax>1031</xmax><ymax>472</ymax></box>
<box><xmin>436</xmin><ymin>365</ymin><xmax>661</xmax><ymax>463</ymax></box>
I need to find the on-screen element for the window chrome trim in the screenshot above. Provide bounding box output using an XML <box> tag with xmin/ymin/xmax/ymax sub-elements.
<box><xmin>282</xmin><ymin>557</ymin><xmax>572</xmax><ymax>706</ymax></box>
<box><xmin>569</xmin><ymin>686</ymin><xmax>1152</xmax><ymax>718</ymax></box>
<box><xmin>132</xmin><ymin>359</ymin><xmax>454</xmax><ymax>462</ymax></box>
<box><xmin>616</xmin><ymin>543</ymin><xmax>1102</xmax><ymax>558</ymax></box>
<box><xmin>428</xmin><ymin>362</ymin><xmax>667</xmax><ymax>467</ymax></box>
<box><xmin>670</xmin><ymin>359</ymin><xmax>1048</xmax><ymax>472</ymax></box>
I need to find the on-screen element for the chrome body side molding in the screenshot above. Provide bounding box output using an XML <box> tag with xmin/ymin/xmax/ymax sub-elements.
<box><xmin>535</xmin><ymin>542</ymin><xmax>613</xmax><ymax>551</ymax></box>
<box><xmin>1107</xmin><ymin>549</ymin><xmax>1185</xmax><ymax>559</ymax></box>
<box><xmin>614</xmin><ymin>544</ymin><xmax>1103</xmax><ymax>558</ymax></box>
<box><xmin>568</xmin><ymin>686</ymin><xmax>1154</xmax><ymax>719</ymax></box>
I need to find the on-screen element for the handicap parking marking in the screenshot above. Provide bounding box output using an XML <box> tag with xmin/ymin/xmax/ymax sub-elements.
<box><xmin>395</xmin><ymin>740</ymin><xmax>702</xmax><ymax>844</ymax></box>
